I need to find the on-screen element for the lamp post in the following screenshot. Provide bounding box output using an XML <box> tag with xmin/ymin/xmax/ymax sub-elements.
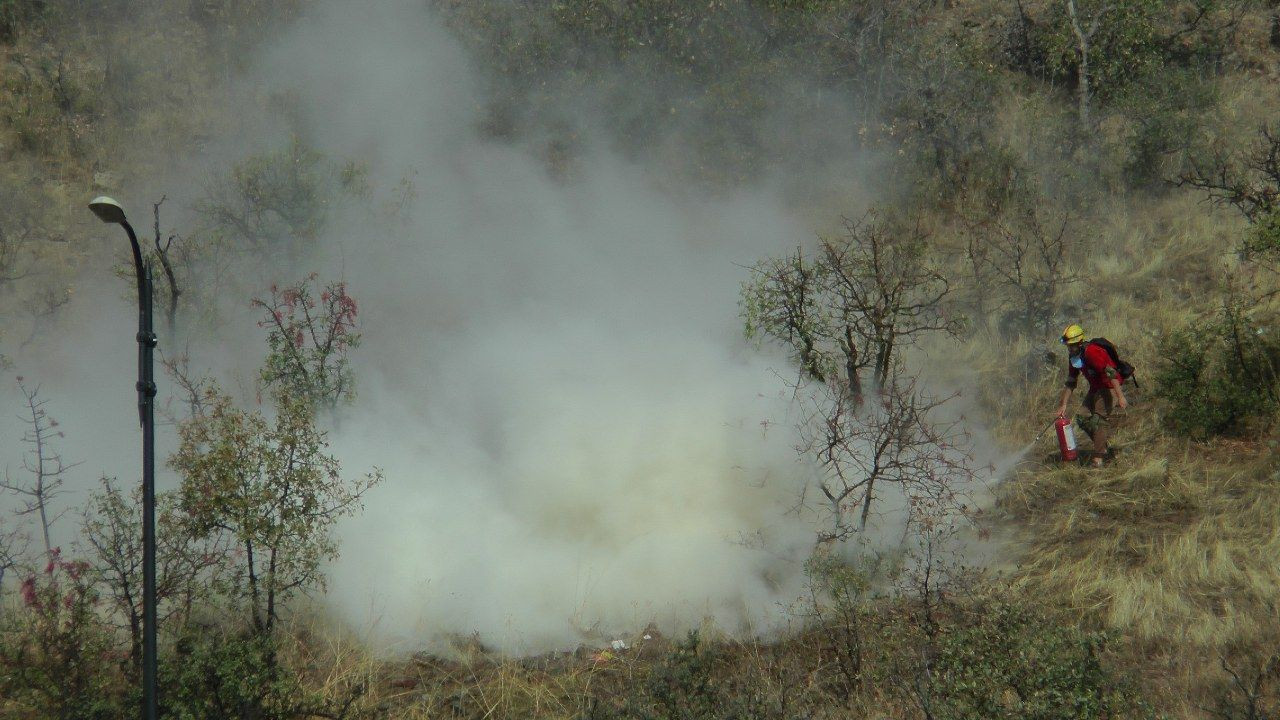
<box><xmin>89</xmin><ymin>196</ymin><xmax>158</xmax><ymax>720</ymax></box>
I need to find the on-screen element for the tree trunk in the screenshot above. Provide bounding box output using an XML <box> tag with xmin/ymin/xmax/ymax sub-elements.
<box><xmin>1065</xmin><ymin>0</ymin><xmax>1091</xmax><ymax>129</ymax></box>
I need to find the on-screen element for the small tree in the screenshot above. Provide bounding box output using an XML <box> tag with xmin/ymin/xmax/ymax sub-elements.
<box><xmin>741</xmin><ymin>246</ymin><xmax>830</xmax><ymax>384</ymax></box>
<box><xmin>821</xmin><ymin>215</ymin><xmax>961</xmax><ymax>390</ymax></box>
<box><xmin>253</xmin><ymin>274</ymin><xmax>361</xmax><ymax>411</ymax></box>
<box><xmin>743</xmin><ymin>211</ymin><xmax>962</xmax><ymax>404</ymax></box>
<box><xmin>169</xmin><ymin>387</ymin><xmax>381</xmax><ymax>635</ymax></box>
<box><xmin>79</xmin><ymin>477</ymin><xmax>226</xmax><ymax>672</ymax></box>
<box><xmin>800</xmin><ymin>373</ymin><xmax>975</xmax><ymax>544</ymax></box>
<box><xmin>964</xmin><ymin>208</ymin><xmax>1081</xmax><ymax>336</ymax></box>
<box><xmin>0</xmin><ymin>549</ymin><xmax>125</xmax><ymax>719</ymax></box>
<box><xmin>196</xmin><ymin>138</ymin><xmax>332</xmax><ymax>257</ymax></box>
<box><xmin>0</xmin><ymin>378</ymin><xmax>76</xmax><ymax>559</ymax></box>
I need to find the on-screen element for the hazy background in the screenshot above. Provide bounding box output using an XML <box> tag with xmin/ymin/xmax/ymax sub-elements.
<box><xmin>0</xmin><ymin>0</ymin><xmax>980</xmax><ymax>653</ymax></box>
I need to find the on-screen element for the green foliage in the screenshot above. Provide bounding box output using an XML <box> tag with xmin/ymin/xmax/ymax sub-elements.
<box><xmin>254</xmin><ymin>274</ymin><xmax>361</xmax><ymax>411</ymax></box>
<box><xmin>804</xmin><ymin>552</ymin><xmax>903</xmax><ymax>702</ymax></box>
<box><xmin>1243</xmin><ymin>209</ymin><xmax>1280</xmax><ymax>258</ymax></box>
<box><xmin>1122</xmin><ymin>68</ymin><xmax>1219</xmax><ymax>187</ymax></box>
<box><xmin>160</xmin><ymin>629</ymin><xmax>322</xmax><ymax>720</ymax></box>
<box><xmin>587</xmin><ymin>631</ymin><xmax>781</xmax><ymax>720</ymax></box>
<box><xmin>0</xmin><ymin>51</ymin><xmax>97</xmax><ymax>158</ymax></box>
<box><xmin>1154</xmin><ymin>305</ymin><xmax>1280</xmax><ymax>439</ymax></box>
<box><xmin>197</xmin><ymin>138</ymin><xmax>337</xmax><ymax>256</ymax></box>
<box><xmin>924</xmin><ymin>603</ymin><xmax>1152</xmax><ymax>720</ymax></box>
<box><xmin>0</xmin><ymin>0</ymin><xmax>47</xmax><ymax>44</ymax></box>
<box><xmin>1011</xmin><ymin>0</ymin><xmax>1165</xmax><ymax>105</ymax></box>
<box><xmin>643</xmin><ymin>632</ymin><xmax>723</xmax><ymax>720</ymax></box>
<box><xmin>169</xmin><ymin>388</ymin><xmax>381</xmax><ymax>633</ymax></box>
<box><xmin>0</xmin><ymin>551</ymin><xmax>125</xmax><ymax>719</ymax></box>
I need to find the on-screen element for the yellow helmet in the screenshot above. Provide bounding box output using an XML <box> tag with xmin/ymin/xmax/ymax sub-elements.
<box><xmin>1061</xmin><ymin>324</ymin><xmax>1085</xmax><ymax>345</ymax></box>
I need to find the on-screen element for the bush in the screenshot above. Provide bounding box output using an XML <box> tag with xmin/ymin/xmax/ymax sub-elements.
<box><xmin>1154</xmin><ymin>307</ymin><xmax>1280</xmax><ymax>439</ymax></box>
<box><xmin>1244</xmin><ymin>209</ymin><xmax>1280</xmax><ymax>259</ymax></box>
<box><xmin>0</xmin><ymin>51</ymin><xmax>98</xmax><ymax>158</ymax></box>
<box><xmin>1122</xmin><ymin>69</ymin><xmax>1219</xmax><ymax>188</ymax></box>
<box><xmin>160</xmin><ymin>629</ymin><xmax>322</xmax><ymax>720</ymax></box>
<box><xmin>0</xmin><ymin>551</ymin><xmax>126</xmax><ymax>719</ymax></box>
<box><xmin>585</xmin><ymin>631</ymin><xmax>785</xmax><ymax>720</ymax></box>
<box><xmin>923</xmin><ymin>603</ymin><xmax>1152</xmax><ymax>720</ymax></box>
<box><xmin>0</xmin><ymin>0</ymin><xmax>46</xmax><ymax>44</ymax></box>
<box><xmin>643</xmin><ymin>632</ymin><xmax>724</xmax><ymax>720</ymax></box>
<box><xmin>1007</xmin><ymin>0</ymin><xmax>1165</xmax><ymax>106</ymax></box>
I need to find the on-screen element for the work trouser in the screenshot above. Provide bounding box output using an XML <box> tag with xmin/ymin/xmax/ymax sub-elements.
<box><xmin>1077</xmin><ymin>388</ymin><xmax>1114</xmax><ymax>455</ymax></box>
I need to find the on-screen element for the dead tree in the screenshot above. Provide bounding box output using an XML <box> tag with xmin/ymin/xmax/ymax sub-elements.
<box><xmin>799</xmin><ymin>373</ymin><xmax>975</xmax><ymax>544</ymax></box>
<box><xmin>967</xmin><ymin>209</ymin><xmax>1080</xmax><ymax>336</ymax></box>
<box><xmin>152</xmin><ymin>196</ymin><xmax>182</xmax><ymax>338</ymax></box>
<box><xmin>1179</xmin><ymin>125</ymin><xmax>1280</xmax><ymax>223</ymax></box>
<box><xmin>0</xmin><ymin>380</ymin><xmax>77</xmax><ymax>558</ymax></box>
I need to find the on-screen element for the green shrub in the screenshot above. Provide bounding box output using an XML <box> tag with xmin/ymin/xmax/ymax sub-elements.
<box><xmin>1007</xmin><ymin>0</ymin><xmax>1165</xmax><ymax>106</ymax></box>
<box><xmin>924</xmin><ymin>603</ymin><xmax>1153</xmax><ymax>720</ymax></box>
<box><xmin>1243</xmin><ymin>209</ymin><xmax>1280</xmax><ymax>259</ymax></box>
<box><xmin>643</xmin><ymin>632</ymin><xmax>724</xmax><ymax>720</ymax></box>
<box><xmin>0</xmin><ymin>552</ymin><xmax>126</xmax><ymax>719</ymax></box>
<box><xmin>586</xmin><ymin>631</ymin><xmax>783</xmax><ymax>720</ymax></box>
<box><xmin>1122</xmin><ymin>69</ymin><xmax>1219</xmax><ymax>188</ymax></box>
<box><xmin>0</xmin><ymin>0</ymin><xmax>47</xmax><ymax>44</ymax></box>
<box><xmin>1154</xmin><ymin>308</ymin><xmax>1280</xmax><ymax>439</ymax></box>
<box><xmin>160</xmin><ymin>629</ymin><xmax>321</xmax><ymax>720</ymax></box>
<box><xmin>196</xmin><ymin>139</ymin><xmax>337</xmax><ymax>257</ymax></box>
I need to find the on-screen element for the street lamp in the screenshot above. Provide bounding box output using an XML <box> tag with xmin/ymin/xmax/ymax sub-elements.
<box><xmin>89</xmin><ymin>196</ymin><xmax>158</xmax><ymax>720</ymax></box>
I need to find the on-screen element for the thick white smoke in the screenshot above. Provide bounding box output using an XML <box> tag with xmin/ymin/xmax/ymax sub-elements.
<box><xmin>3</xmin><ymin>0</ymin><xmax>1007</xmax><ymax>655</ymax></box>
<box><xmin>236</xmin><ymin>1</ymin><xmax>824</xmax><ymax>652</ymax></box>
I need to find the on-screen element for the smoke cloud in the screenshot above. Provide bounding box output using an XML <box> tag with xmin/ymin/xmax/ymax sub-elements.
<box><xmin>262</xmin><ymin>1</ymin><xmax>823</xmax><ymax>652</ymax></box>
<box><xmin>2</xmin><ymin>0</ymin><xmax>1004</xmax><ymax>654</ymax></box>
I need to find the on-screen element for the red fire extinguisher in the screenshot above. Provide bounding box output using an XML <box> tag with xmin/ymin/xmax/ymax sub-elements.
<box><xmin>1055</xmin><ymin>415</ymin><xmax>1078</xmax><ymax>462</ymax></box>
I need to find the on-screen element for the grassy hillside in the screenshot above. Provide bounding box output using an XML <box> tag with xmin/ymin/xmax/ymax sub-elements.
<box><xmin>3</xmin><ymin>0</ymin><xmax>1280</xmax><ymax>718</ymax></box>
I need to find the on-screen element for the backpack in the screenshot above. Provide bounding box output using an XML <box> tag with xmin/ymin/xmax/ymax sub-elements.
<box><xmin>1088</xmin><ymin>337</ymin><xmax>1138</xmax><ymax>387</ymax></box>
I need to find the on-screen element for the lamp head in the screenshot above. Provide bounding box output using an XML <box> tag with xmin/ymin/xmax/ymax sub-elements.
<box><xmin>88</xmin><ymin>196</ymin><xmax>127</xmax><ymax>225</ymax></box>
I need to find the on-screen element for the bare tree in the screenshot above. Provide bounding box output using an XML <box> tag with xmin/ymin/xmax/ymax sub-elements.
<box><xmin>1</xmin><ymin>379</ymin><xmax>77</xmax><ymax>558</ymax></box>
<box><xmin>822</xmin><ymin>214</ymin><xmax>961</xmax><ymax>390</ymax></box>
<box><xmin>798</xmin><ymin>373</ymin><xmax>975</xmax><ymax>544</ymax></box>
<box><xmin>0</xmin><ymin>516</ymin><xmax>27</xmax><ymax>599</ymax></box>
<box><xmin>743</xmin><ymin>211</ymin><xmax>962</xmax><ymax>405</ymax></box>
<box><xmin>152</xmin><ymin>196</ymin><xmax>183</xmax><ymax>338</ymax></box>
<box><xmin>964</xmin><ymin>208</ymin><xmax>1081</xmax><ymax>336</ymax></box>
<box><xmin>160</xmin><ymin>349</ymin><xmax>213</xmax><ymax>422</ymax></box>
<box><xmin>1179</xmin><ymin>125</ymin><xmax>1280</xmax><ymax>223</ymax></box>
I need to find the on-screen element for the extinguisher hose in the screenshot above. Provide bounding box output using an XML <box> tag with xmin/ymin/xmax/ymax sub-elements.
<box><xmin>1031</xmin><ymin>417</ymin><xmax>1057</xmax><ymax>444</ymax></box>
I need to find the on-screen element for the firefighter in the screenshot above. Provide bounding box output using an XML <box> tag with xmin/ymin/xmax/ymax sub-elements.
<box><xmin>1054</xmin><ymin>324</ymin><xmax>1129</xmax><ymax>467</ymax></box>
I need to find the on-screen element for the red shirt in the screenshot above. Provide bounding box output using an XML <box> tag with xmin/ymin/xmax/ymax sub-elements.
<box><xmin>1068</xmin><ymin>343</ymin><xmax>1123</xmax><ymax>392</ymax></box>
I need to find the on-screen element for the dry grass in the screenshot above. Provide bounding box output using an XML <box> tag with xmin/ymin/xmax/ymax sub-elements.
<box><xmin>994</xmin><ymin>425</ymin><xmax>1280</xmax><ymax>706</ymax></box>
